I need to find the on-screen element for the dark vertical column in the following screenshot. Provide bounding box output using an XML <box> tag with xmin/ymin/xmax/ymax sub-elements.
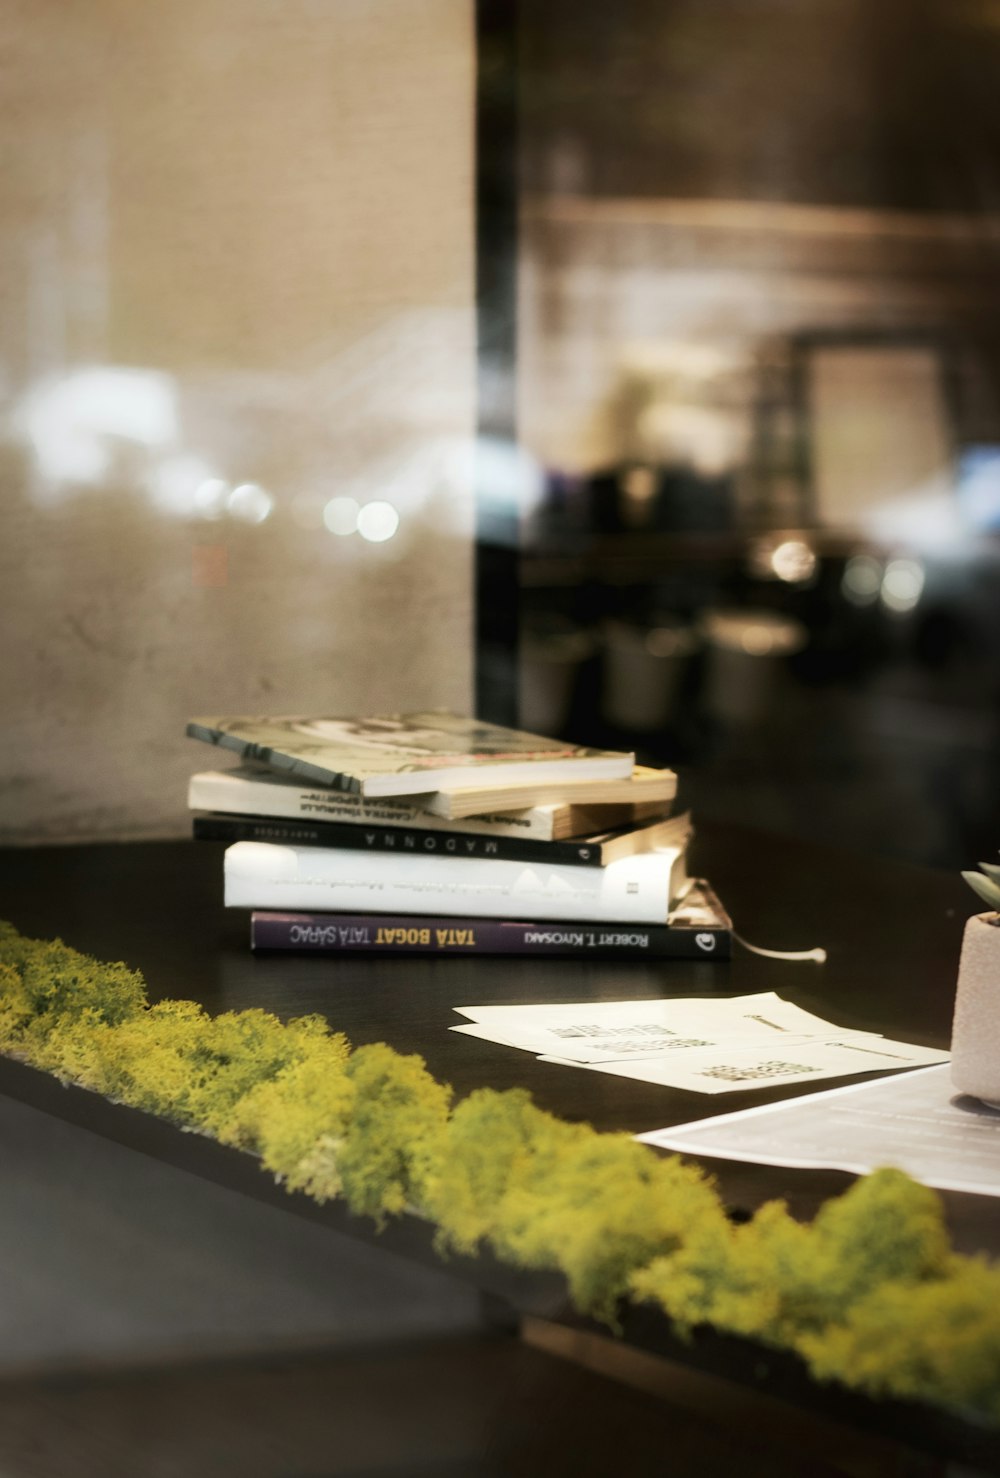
<box><xmin>475</xmin><ymin>0</ymin><xmax>520</xmax><ymax>724</ymax></box>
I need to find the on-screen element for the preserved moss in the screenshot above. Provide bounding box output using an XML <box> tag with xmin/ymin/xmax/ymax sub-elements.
<box><xmin>1</xmin><ymin>920</ymin><xmax>997</xmax><ymax>1424</ymax></box>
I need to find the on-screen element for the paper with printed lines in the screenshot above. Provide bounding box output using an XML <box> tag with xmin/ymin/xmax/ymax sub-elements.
<box><xmin>451</xmin><ymin>993</ymin><xmax>947</xmax><ymax>1093</ymax></box>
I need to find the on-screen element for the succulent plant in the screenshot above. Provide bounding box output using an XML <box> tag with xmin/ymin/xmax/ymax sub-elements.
<box><xmin>961</xmin><ymin>859</ymin><xmax>1000</xmax><ymax>919</ymax></box>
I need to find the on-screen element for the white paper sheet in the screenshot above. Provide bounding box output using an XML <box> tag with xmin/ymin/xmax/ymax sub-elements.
<box><xmin>450</xmin><ymin>994</ymin><xmax>881</xmax><ymax>1065</ymax></box>
<box><xmin>539</xmin><ymin>1036</ymin><xmax>949</xmax><ymax>1095</ymax></box>
<box><xmin>456</xmin><ymin>991</ymin><xmax>786</xmax><ymax>1026</ymax></box>
<box><xmin>636</xmin><ymin>1065</ymin><xmax>999</xmax><ymax>1196</ymax></box>
<box><xmin>451</xmin><ymin>1020</ymin><xmax>831</xmax><ymax>1064</ymax></box>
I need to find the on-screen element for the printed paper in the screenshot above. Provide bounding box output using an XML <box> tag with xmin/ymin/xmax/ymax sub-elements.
<box><xmin>543</xmin><ymin>1036</ymin><xmax>949</xmax><ymax>1095</ymax></box>
<box><xmin>451</xmin><ymin>993</ymin><xmax>881</xmax><ymax>1066</ymax></box>
<box><xmin>637</xmin><ymin>1065</ymin><xmax>997</xmax><ymax>1195</ymax></box>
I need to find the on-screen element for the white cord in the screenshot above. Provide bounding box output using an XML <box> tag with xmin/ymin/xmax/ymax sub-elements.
<box><xmin>734</xmin><ymin>933</ymin><xmax>828</xmax><ymax>964</ymax></box>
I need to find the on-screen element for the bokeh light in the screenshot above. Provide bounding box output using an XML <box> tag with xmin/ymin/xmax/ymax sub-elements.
<box><xmin>357</xmin><ymin>500</ymin><xmax>400</xmax><ymax>543</ymax></box>
<box><xmin>323</xmin><ymin>496</ymin><xmax>360</xmax><ymax>535</ymax></box>
<box><xmin>227</xmin><ymin>482</ymin><xmax>273</xmax><ymax>524</ymax></box>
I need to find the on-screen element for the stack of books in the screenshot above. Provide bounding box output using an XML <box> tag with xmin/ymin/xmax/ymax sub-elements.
<box><xmin>185</xmin><ymin>712</ymin><xmax>731</xmax><ymax>958</ymax></box>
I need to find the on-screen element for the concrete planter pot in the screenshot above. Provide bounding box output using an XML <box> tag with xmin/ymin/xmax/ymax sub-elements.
<box><xmin>950</xmin><ymin>913</ymin><xmax>1000</xmax><ymax>1108</ymax></box>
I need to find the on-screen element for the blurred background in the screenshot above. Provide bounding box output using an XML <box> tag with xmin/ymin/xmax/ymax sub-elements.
<box><xmin>3</xmin><ymin>0</ymin><xmax>999</xmax><ymax>871</ymax></box>
<box><xmin>512</xmin><ymin>0</ymin><xmax>1000</xmax><ymax>869</ymax></box>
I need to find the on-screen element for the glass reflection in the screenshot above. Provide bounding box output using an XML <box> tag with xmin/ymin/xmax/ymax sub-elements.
<box><xmin>518</xmin><ymin>0</ymin><xmax>1000</xmax><ymax>866</ymax></box>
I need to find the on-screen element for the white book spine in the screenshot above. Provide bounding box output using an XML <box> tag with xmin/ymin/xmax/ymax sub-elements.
<box><xmin>223</xmin><ymin>841</ymin><xmax>687</xmax><ymax>924</ymax></box>
<box><xmin>188</xmin><ymin>770</ymin><xmax>558</xmax><ymax>841</ymax></box>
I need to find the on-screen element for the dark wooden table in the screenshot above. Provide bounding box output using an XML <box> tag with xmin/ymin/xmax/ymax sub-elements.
<box><xmin>1</xmin><ymin>823</ymin><xmax>997</xmax><ymax>1472</ymax></box>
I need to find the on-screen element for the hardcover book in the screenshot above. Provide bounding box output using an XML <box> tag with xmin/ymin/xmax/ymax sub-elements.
<box><xmin>187</xmin><ymin>765</ymin><xmax>673</xmax><ymax>843</ymax></box>
<box><xmin>186</xmin><ymin>712</ymin><xmax>634</xmax><ymax>798</ymax></box>
<box><xmin>223</xmin><ymin>838</ymin><xmax>691</xmax><ymax>925</ymax></box>
<box><xmin>194</xmin><ymin>810</ymin><xmax>692</xmax><ymax>869</ymax></box>
<box><xmin>249</xmin><ymin>881</ymin><xmax>730</xmax><ymax>958</ymax></box>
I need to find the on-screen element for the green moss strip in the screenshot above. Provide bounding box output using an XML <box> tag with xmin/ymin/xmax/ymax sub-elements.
<box><xmin>1</xmin><ymin>920</ymin><xmax>998</xmax><ymax>1423</ymax></box>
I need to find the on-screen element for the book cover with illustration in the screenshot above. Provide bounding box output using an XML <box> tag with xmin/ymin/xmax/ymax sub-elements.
<box><xmin>186</xmin><ymin>712</ymin><xmax>634</xmax><ymax>797</ymax></box>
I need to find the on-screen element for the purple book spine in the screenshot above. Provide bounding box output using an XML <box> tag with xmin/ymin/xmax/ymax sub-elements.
<box><xmin>250</xmin><ymin>912</ymin><xmax>730</xmax><ymax>959</ymax></box>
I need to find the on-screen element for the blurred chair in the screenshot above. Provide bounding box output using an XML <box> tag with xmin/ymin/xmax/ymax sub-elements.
<box><xmin>602</xmin><ymin>618</ymin><xmax>699</xmax><ymax>733</ymax></box>
<box><xmin>700</xmin><ymin>609</ymin><xmax>807</xmax><ymax>727</ymax></box>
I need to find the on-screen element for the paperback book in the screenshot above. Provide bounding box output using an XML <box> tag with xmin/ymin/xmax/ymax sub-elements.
<box><xmin>223</xmin><ymin>838</ymin><xmax>691</xmax><ymax>925</ymax></box>
<box><xmin>194</xmin><ymin>810</ymin><xmax>691</xmax><ymax>869</ymax></box>
<box><xmin>249</xmin><ymin>882</ymin><xmax>731</xmax><ymax>959</ymax></box>
<box><xmin>422</xmin><ymin>764</ymin><xmax>676</xmax><ymax>819</ymax></box>
<box><xmin>187</xmin><ymin>764</ymin><xmax>674</xmax><ymax>843</ymax></box>
<box><xmin>187</xmin><ymin>712</ymin><xmax>634</xmax><ymax>798</ymax></box>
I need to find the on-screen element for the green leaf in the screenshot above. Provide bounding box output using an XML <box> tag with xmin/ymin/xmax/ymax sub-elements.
<box><xmin>978</xmin><ymin>862</ymin><xmax>1000</xmax><ymax>886</ymax></box>
<box><xmin>961</xmin><ymin>871</ymin><xmax>1000</xmax><ymax>912</ymax></box>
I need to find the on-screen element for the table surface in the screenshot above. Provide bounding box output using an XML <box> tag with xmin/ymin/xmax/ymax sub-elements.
<box><xmin>1</xmin><ymin>823</ymin><xmax>998</xmax><ymax>1467</ymax></box>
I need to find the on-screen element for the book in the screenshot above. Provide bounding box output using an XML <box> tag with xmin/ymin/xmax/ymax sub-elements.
<box><xmin>422</xmin><ymin>764</ymin><xmax>677</xmax><ymax>820</ymax></box>
<box><xmin>193</xmin><ymin>810</ymin><xmax>692</xmax><ymax>869</ymax></box>
<box><xmin>223</xmin><ymin>838</ymin><xmax>691</xmax><ymax>924</ymax></box>
<box><xmin>186</xmin><ymin>712</ymin><xmax>634</xmax><ymax>798</ymax></box>
<box><xmin>187</xmin><ymin>765</ymin><xmax>673</xmax><ymax>843</ymax></box>
<box><xmin>248</xmin><ymin>882</ymin><xmax>731</xmax><ymax>958</ymax></box>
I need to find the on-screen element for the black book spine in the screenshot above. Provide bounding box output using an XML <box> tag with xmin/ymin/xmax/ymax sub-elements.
<box><xmin>192</xmin><ymin>813</ymin><xmax>608</xmax><ymax>866</ymax></box>
<box><xmin>250</xmin><ymin>911</ymin><xmax>731</xmax><ymax>959</ymax></box>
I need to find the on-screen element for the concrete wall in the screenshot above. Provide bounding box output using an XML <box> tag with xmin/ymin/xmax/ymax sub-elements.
<box><xmin>1</xmin><ymin>0</ymin><xmax>476</xmax><ymax>844</ymax></box>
